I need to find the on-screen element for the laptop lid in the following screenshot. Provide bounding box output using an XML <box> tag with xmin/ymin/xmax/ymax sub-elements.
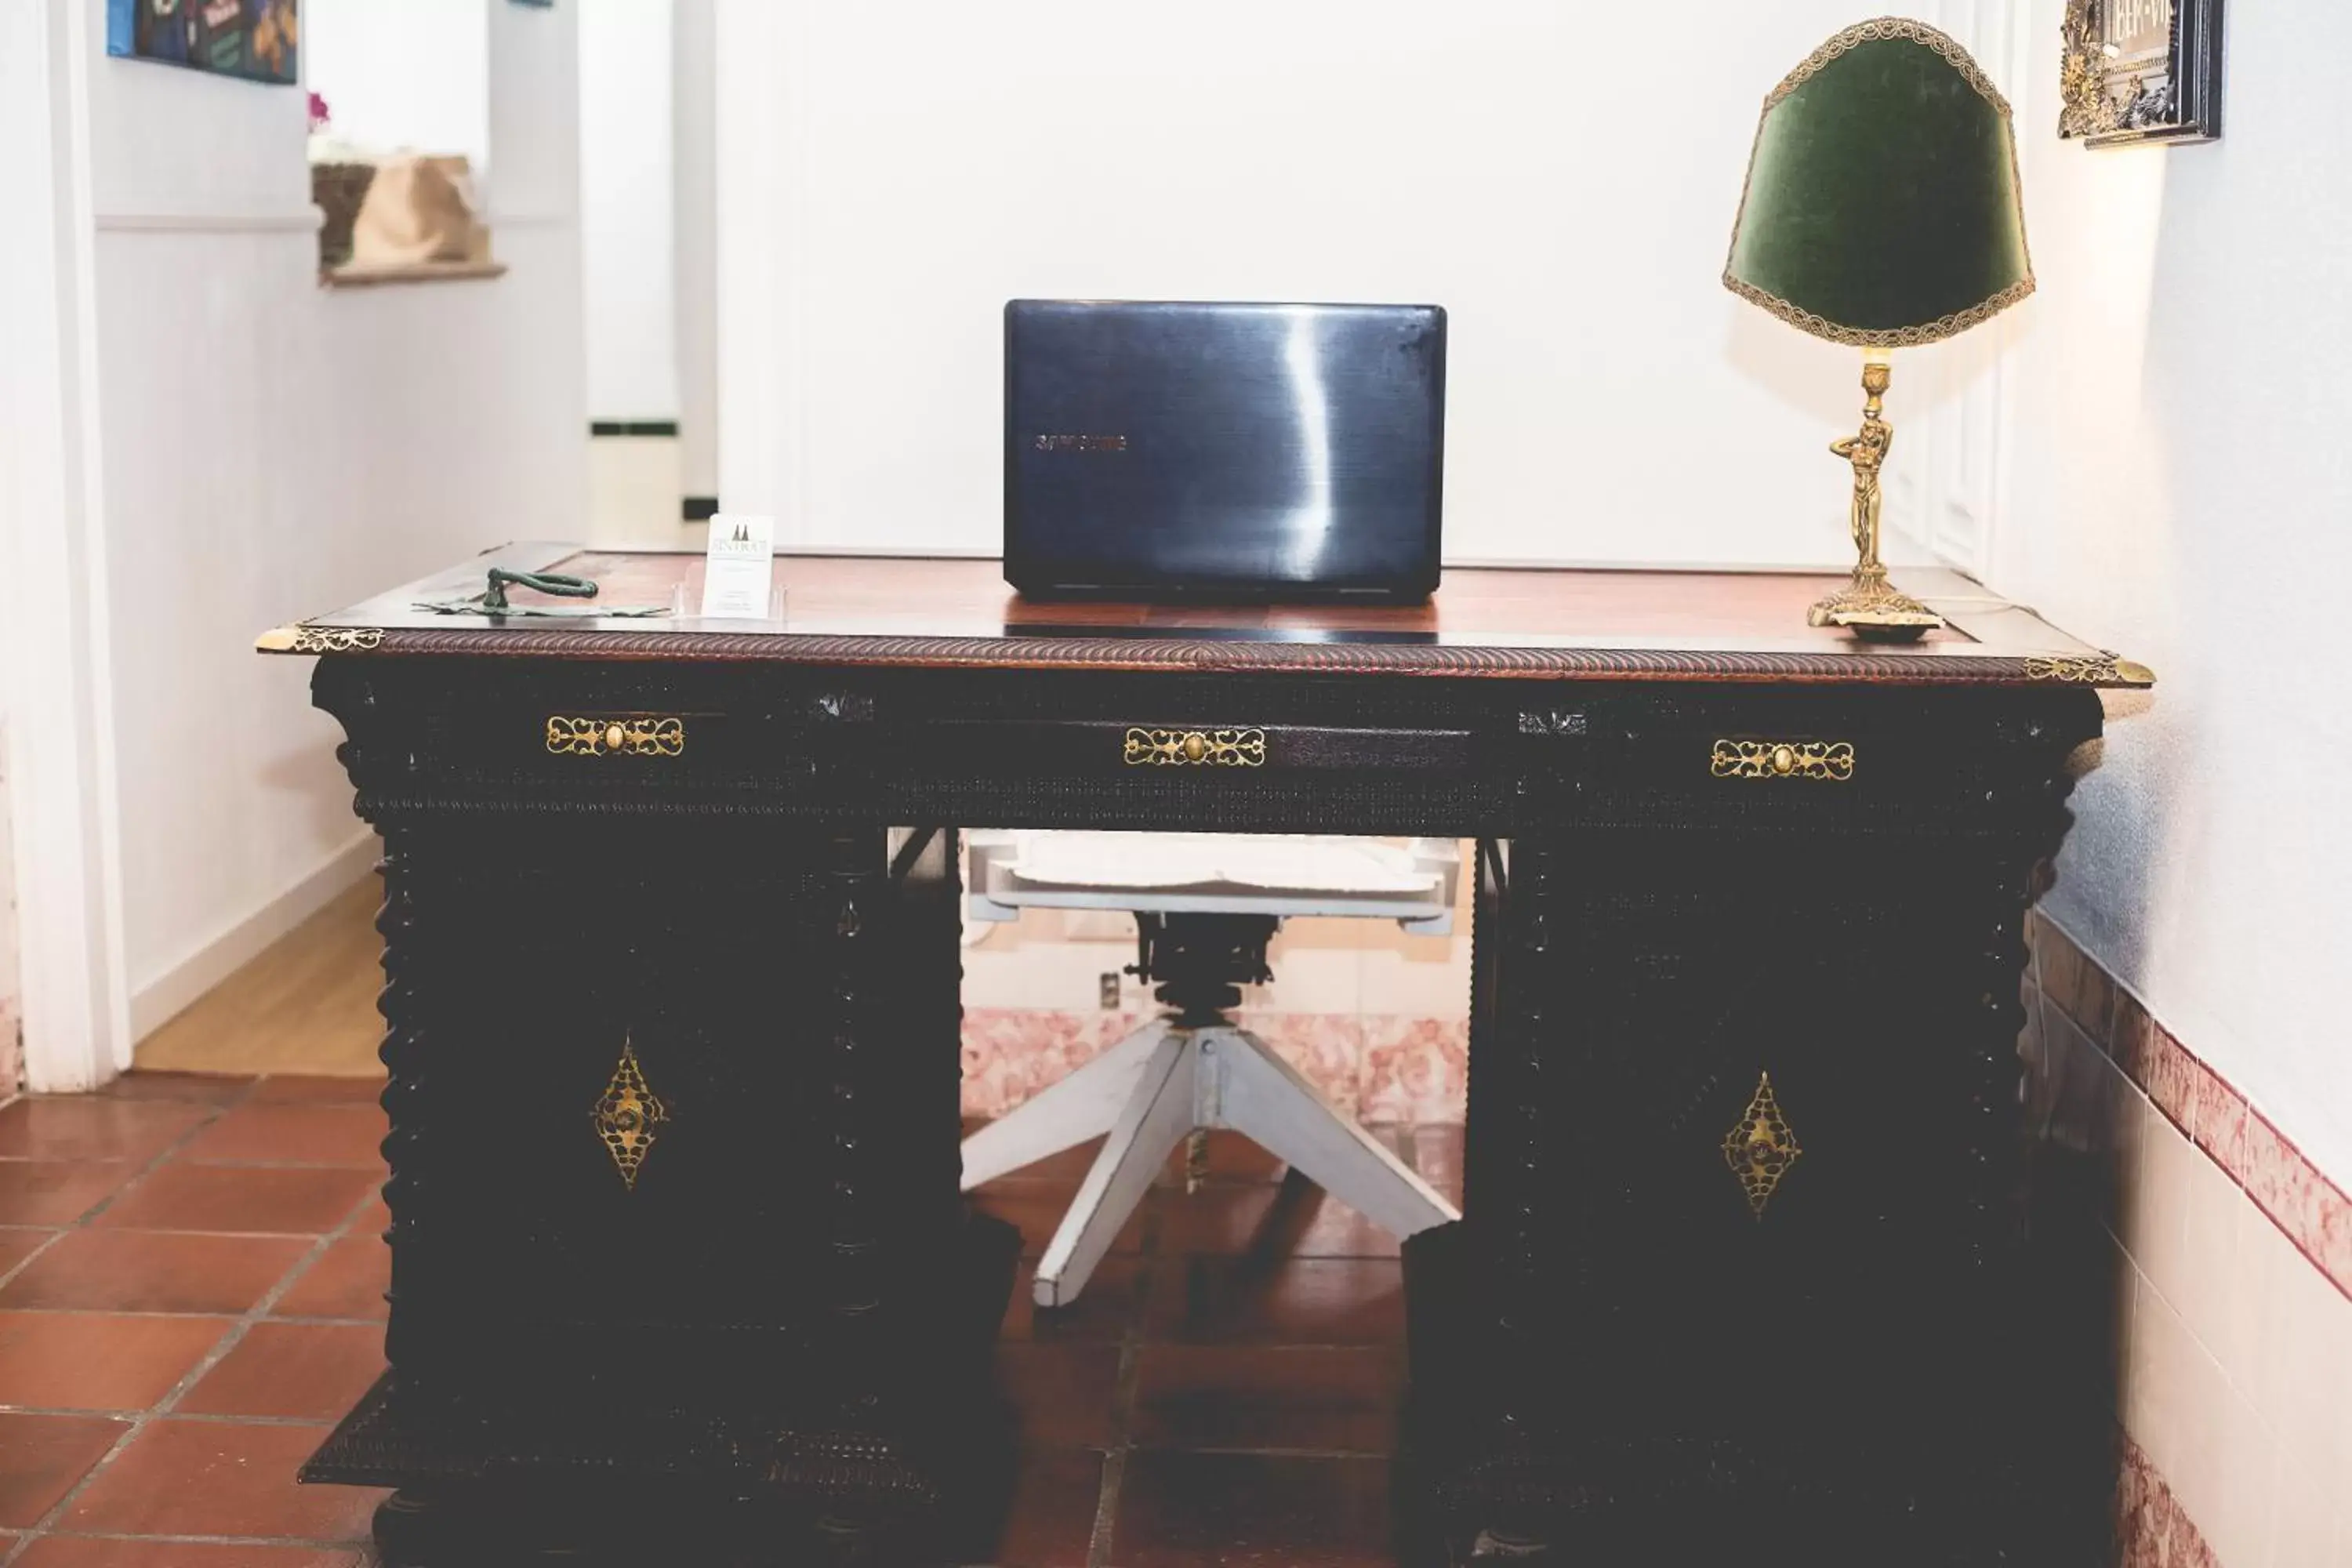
<box><xmin>1004</xmin><ymin>299</ymin><xmax>1446</xmax><ymax>600</ymax></box>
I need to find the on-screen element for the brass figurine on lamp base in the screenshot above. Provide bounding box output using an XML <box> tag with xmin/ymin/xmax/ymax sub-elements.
<box><xmin>1809</xmin><ymin>355</ymin><xmax>1944</xmax><ymax>644</ymax></box>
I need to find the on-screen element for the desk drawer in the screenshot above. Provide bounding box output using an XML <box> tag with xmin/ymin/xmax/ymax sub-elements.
<box><xmin>899</xmin><ymin>718</ymin><xmax>1477</xmax><ymax>778</ymax></box>
<box><xmin>331</xmin><ymin>662</ymin><xmax>841</xmax><ymax>805</ymax></box>
<box><xmin>1535</xmin><ymin>689</ymin><xmax>2090</xmax><ymax>823</ymax></box>
<box><xmin>398</xmin><ymin>701</ymin><xmax>801</xmax><ymax>793</ymax></box>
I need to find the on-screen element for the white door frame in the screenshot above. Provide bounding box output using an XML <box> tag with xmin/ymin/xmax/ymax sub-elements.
<box><xmin>673</xmin><ymin>0</ymin><xmax>720</xmax><ymax>506</ymax></box>
<box><xmin>0</xmin><ymin>0</ymin><xmax>132</xmax><ymax>1093</ymax></box>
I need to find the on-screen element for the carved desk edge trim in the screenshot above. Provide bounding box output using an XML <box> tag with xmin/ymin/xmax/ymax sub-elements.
<box><xmin>256</xmin><ymin>622</ymin><xmax>2156</xmax><ymax>689</ymax></box>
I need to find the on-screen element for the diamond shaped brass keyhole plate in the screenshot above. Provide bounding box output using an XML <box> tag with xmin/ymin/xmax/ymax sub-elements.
<box><xmin>1722</xmin><ymin>1072</ymin><xmax>1801</xmax><ymax>1218</ymax></box>
<box><xmin>592</xmin><ymin>1040</ymin><xmax>668</xmax><ymax>1191</ymax></box>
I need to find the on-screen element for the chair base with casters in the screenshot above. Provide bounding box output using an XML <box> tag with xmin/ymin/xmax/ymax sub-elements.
<box><xmin>962</xmin><ymin>883</ymin><xmax>1461</xmax><ymax>1308</ymax></box>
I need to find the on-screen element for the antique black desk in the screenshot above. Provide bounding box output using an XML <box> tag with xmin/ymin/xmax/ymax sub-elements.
<box><xmin>261</xmin><ymin>547</ymin><xmax>2148</xmax><ymax>1566</ymax></box>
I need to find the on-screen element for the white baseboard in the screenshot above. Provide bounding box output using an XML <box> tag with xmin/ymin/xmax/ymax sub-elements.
<box><xmin>130</xmin><ymin>832</ymin><xmax>381</xmax><ymax>1041</ymax></box>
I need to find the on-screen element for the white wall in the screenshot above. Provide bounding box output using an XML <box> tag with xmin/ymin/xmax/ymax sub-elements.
<box><xmin>1994</xmin><ymin>2</ymin><xmax>2352</xmax><ymax>1185</ymax></box>
<box><xmin>714</xmin><ymin>0</ymin><xmax>1915</xmax><ymax>558</ymax></box>
<box><xmin>674</xmin><ymin>0</ymin><xmax>719</xmax><ymax>495</ymax></box>
<box><xmin>579</xmin><ymin>0</ymin><xmax>677</xmax><ymax>422</ymax></box>
<box><xmin>0</xmin><ymin>740</ymin><xmax>20</xmax><ymax>1096</ymax></box>
<box><xmin>77</xmin><ymin>0</ymin><xmax>586</xmax><ymax>1040</ymax></box>
<box><xmin>304</xmin><ymin>0</ymin><xmax>491</xmax><ymax>167</ymax></box>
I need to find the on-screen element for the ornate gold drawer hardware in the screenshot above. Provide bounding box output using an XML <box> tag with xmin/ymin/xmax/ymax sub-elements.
<box><xmin>1710</xmin><ymin>739</ymin><xmax>1854</xmax><ymax>781</ymax></box>
<box><xmin>1722</xmin><ymin>1072</ymin><xmax>1802</xmax><ymax>1218</ymax></box>
<box><xmin>546</xmin><ymin>716</ymin><xmax>686</xmax><ymax>757</ymax></box>
<box><xmin>593</xmin><ymin>1039</ymin><xmax>668</xmax><ymax>1190</ymax></box>
<box><xmin>2025</xmin><ymin>652</ymin><xmax>2156</xmax><ymax>684</ymax></box>
<box><xmin>1123</xmin><ymin>727</ymin><xmax>1266</xmax><ymax>768</ymax></box>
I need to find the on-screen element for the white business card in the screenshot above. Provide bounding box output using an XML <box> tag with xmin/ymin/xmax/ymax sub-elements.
<box><xmin>700</xmin><ymin>514</ymin><xmax>776</xmax><ymax>619</ymax></box>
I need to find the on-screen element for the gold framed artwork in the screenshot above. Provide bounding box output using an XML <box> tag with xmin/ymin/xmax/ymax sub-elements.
<box><xmin>2060</xmin><ymin>0</ymin><xmax>2223</xmax><ymax>145</ymax></box>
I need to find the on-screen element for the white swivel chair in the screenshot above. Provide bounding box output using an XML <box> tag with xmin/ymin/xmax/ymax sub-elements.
<box><xmin>960</xmin><ymin>833</ymin><xmax>1463</xmax><ymax>1307</ymax></box>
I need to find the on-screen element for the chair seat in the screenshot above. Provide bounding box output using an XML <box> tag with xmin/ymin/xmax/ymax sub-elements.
<box><xmin>966</xmin><ymin>832</ymin><xmax>1458</xmax><ymax>931</ymax></box>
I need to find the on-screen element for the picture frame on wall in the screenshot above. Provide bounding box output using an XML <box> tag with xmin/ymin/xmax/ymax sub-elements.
<box><xmin>2060</xmin><ymin>0</ymin><xmax>2223</xmax><ymax>145</ymax></box>
<box><xmin>107</xmin><ymin>0</ymin><xmax>299</xmax><ymax>86</ymax></box>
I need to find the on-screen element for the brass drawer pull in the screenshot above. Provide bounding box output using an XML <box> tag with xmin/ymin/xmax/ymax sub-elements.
<box><xmin>1123</xmin><ymin>727</ymin><xmax>1267</xmax><ymax>767</ymax></box>
<box><xmin>1711</xmin><ymin>739</ymin><xmax>1853</xmax><ymax>781</ymax></box>
<box><xmin>547</xmin><ymin>716</ymin><xmax>685</xmax><ymax>757</ymax></box>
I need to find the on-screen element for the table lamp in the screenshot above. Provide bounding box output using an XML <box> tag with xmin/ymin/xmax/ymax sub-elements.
<box><xmin>1724</xmin><ymin>18</ymin><xmax>2033</xmax><ymax>641</ymax></box>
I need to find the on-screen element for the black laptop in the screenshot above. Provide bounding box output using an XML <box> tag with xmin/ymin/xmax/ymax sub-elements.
<box><xmin>1004</xmin><ymin>299</ymin><xmax>1446</xmax><ymax>602</ymax></box>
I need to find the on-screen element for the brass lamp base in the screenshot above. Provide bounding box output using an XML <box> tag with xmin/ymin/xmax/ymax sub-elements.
<box><xmin>1807</xmin><ymin>565</ymin><xmax>1944</xmax><ymax>644</ymax></box>
<box><xmin>1815</xmin><ymin>354</ymin><xmax>1945</xmax><ymax>644</ymax></box>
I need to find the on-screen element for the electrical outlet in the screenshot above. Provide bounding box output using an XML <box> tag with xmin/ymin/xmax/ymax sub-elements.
<box><xmin>1099</xmin><ymin>973</ymin><xmax>1123</xmax><ymax>1009</ymax></box>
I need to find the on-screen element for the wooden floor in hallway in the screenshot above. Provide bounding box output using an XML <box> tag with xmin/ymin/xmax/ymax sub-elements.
<box><xmin>133</xmin><ymin>880</ymin><xmax>386</xmax><ymax>1080</ymax></box>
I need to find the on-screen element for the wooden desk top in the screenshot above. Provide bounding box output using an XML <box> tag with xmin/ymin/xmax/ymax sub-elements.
<box><xmin>259</xmin><ymin>545</ymin><xmax>2151</xmax><ymax>688</ymax></box>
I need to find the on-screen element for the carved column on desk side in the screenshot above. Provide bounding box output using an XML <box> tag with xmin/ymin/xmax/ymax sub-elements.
<box><xmin>1482</xmin><ymin>830</ymin><xmax>1582</xmax><ymax>1439</ymax></box>
<box><xmin>1956</xmin><ymin>705</ymin><xmax>2098</xmax><ymax>1272</ymax></box>
<box><xmin>817</xmin><ymin>829</ymin><xmax>888</xmax><ymax>1414</ymax></box>
<box><xmin>896</xmin><ymin>826</ymin><xmax>971</xmax><ymax>1259</ymax></box>
<box><xmin>321</xmin><ymin>679</ymin><xmax>424</xmax><ymax>1399</ymax></box>
<box><xmin>1958</xmin><ymin>714</ymin><xmax>2115</xmax><ymax>1559</ymax></box>
<box><xmin>372</xmin><ymin>829</ymin><xmax>428</xmax><ymax>1397</ymax></box>
<box><xmin>1962</xmin><ymin>818</ymin><xmax>2069</xmax><ymax>1270</ymax></box>
<box><xmin>810</xmin><ymin>822</ymin><xmax>976</xmax><ymax>1432</ymax></box>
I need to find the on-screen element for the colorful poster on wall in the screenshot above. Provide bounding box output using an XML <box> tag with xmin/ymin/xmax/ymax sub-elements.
<box><xmin>107</xmin><ymin>0</ymin><xmax>299</xmax><ymax>86</ymax></box>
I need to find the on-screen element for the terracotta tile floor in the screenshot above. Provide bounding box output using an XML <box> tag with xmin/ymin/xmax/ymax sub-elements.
<box><xmin>0</xmin><ymin>1075</ymin><xmax>389</xmax><ymax>1567</ymax></box>
<box><xmin>965</xmin><ymin>1120</ymin><xmax>1446</xmax><ymax>1566</ymax></box>
<box><xmin>2</xmin><ymin>1077</ymin><xmax>1458</xmax><ymax>1566</ymax></box>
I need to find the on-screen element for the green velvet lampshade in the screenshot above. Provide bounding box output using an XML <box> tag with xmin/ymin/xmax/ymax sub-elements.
<box><xmin>1725</xmin><ymin>19</ymin><xmax>2033</xmax><ymax>347</ymax></box>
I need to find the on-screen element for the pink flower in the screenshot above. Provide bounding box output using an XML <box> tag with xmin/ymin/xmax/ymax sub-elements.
<box><xmin>307</xmin><ymin>91</ymin><xmax>330</xmax><ymax>131</ymax></box>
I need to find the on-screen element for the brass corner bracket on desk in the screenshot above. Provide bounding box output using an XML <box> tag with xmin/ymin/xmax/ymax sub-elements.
<box><xmin>547</xmin><ymin>717</ymin><xmax>686</xmax><ymax>758</ymax></box>
<box><xmin>2026</xmin><ymin>653</ymin><xmax>2157</xmax><ymax>685</ymax></box>
<box><xmin>256</xmin><ymin>624</ymin><xmax>384</xmax><ymax>654</ymax></box>
<box><xmin>1123</xmin><ymin>727</ymin><xmax>1266</xmax><ymax>767</ymax></box>
<box><xmin>1711</xmin><ymin>739</ymin><xmax>1854</xmax><ymax>781</ymax></box>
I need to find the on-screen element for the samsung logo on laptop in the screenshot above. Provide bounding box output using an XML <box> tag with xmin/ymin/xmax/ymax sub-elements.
<box><xmin>1033</xmin><ymin>434</ymin><xmax>1128</xmax><ymax>452</ymax></box>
